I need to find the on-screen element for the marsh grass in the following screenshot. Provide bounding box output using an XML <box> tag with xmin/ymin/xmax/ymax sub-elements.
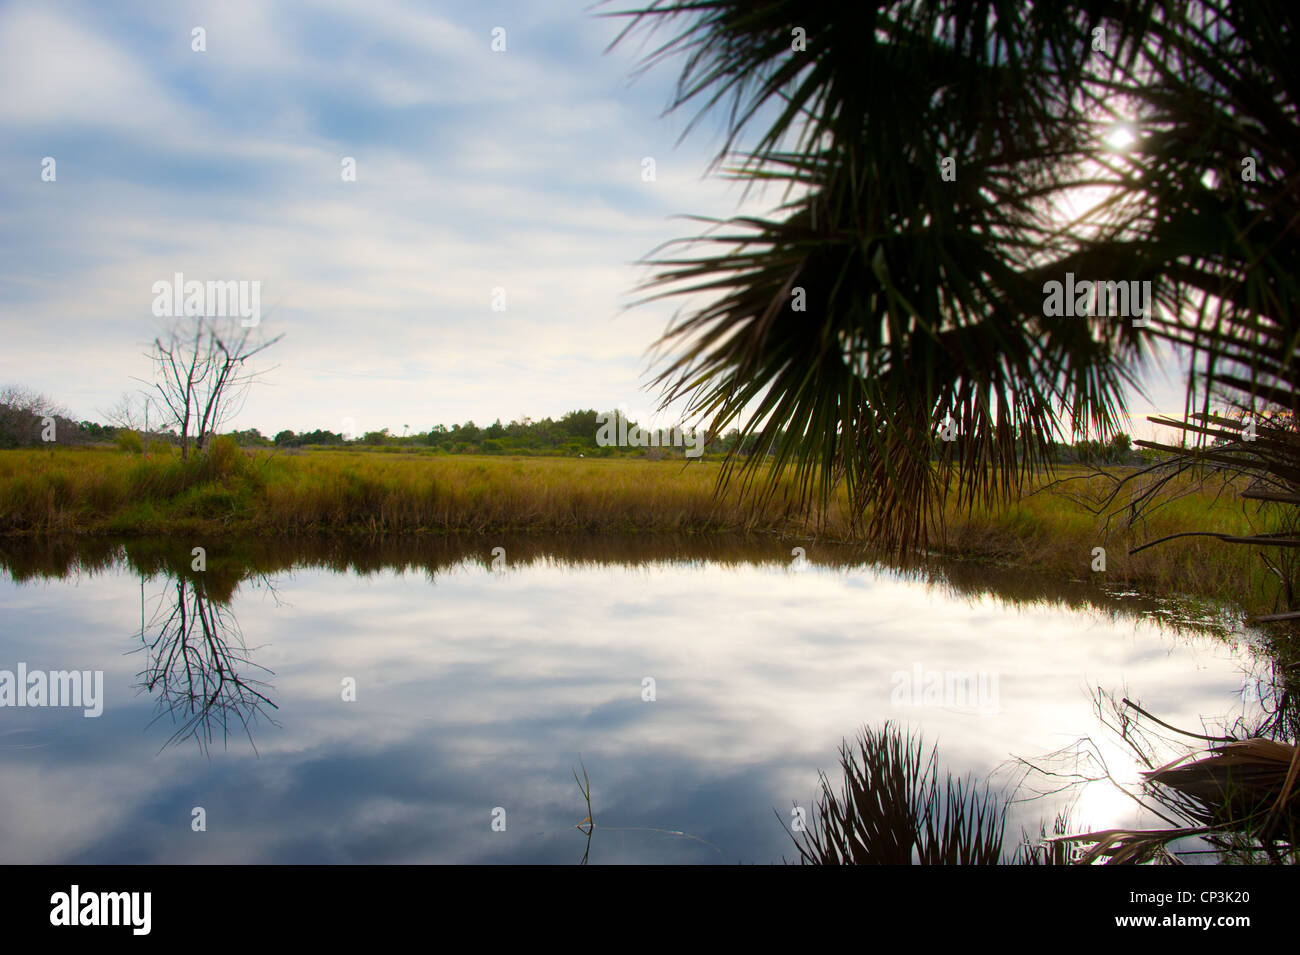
<box><xmin>567</xmin><ymin>757</ymin><xmax>723</xmax><ymax>864</ymax></box>
<box><xmin>574</xmin><ymin>758</ymin><xmax>593</xmax><ymax>865</ymax></box>
<box><xmin>0</xmin><ymin>446</ymin><xmax>829</xmax><ymax>536</ymax></box>
<box><xmin>0</xmin><ymin>447</ymin><xmax>1277</xmax><ymax>606</ymax></box>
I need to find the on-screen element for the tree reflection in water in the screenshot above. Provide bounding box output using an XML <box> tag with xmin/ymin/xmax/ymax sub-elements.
<box><xmin>132</xmin><ymin>572</ymin><xmax>278</xmax><ymax>755</ymax></box>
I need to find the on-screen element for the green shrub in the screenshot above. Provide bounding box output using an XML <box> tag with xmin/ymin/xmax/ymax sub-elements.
<box><xmin>114</xmin><ymin>430</ymin><xmax>143</xmax><ymax>454</ymax></box>
<box><xmin>198</xmin><ymin>435</ymin><xmax>245</xmax><ymax>481</ymax></box>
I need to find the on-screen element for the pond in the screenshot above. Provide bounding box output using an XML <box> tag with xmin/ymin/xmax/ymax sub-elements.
<box><xmin>0</xmin><ymin>535</ymin><xmax>1271</xmax><ymax>863</ymax></box>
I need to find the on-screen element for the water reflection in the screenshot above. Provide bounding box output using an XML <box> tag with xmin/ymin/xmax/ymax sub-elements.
<box><xmin>134</xmin><ymin>573</ymin><xmax>278</xmax><ymax>755</ymax></box>
<box><xmin>0</xmin><ymin>532</ymin><xmax>1259</xmax><ymax>635</ymax></box>
<box><xmin>0</xmin><ymin>533</ymin><xmax>1281</xmax><ymax>864</ymax></box>
<box><xmin>1055</xmin><ymin>688</ymin><xmax>1298</xmax><ymax>864</ymax></box>
<box><xmin>789</xmin><ymin>643</ymin><xmax>1299</xmax><ymax>865</ymax></box>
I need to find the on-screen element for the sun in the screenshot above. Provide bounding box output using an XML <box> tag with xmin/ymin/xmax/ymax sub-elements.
<box><xmin>1104</xmin><ymin>121</ymin><xmax>1137</xmax><ymax>151</ymax></box>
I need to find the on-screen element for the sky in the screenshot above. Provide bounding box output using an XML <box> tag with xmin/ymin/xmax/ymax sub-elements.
<box><xmin>0</xmin><ymin>0</ymin><xmax>1190</xmax><ymax>441</ymax></box>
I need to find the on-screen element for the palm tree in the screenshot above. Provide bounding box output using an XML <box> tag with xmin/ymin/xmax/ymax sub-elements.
<box><xmin>1052</xmin><ymin>1</ymin><xmax>1300</xmax><ymax>624</ymax></box>
<box><xmin>607</xmin><ymin>0</ymin><xmax>1298</xmax><ymax>556</ymax></box>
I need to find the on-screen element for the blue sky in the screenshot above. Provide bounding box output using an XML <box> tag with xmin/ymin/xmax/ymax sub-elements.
<box><xmin>0</xmin><ymin>0</ymin><xmax>1187</xmax><ymax>440</ymax></box>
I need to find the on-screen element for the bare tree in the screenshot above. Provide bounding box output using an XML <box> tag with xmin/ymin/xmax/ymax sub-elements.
<box><xmin>147</xmin><ymin>316</ymin><xmax>282</xmax><ymax>459</ymax></box>
<box><xmin>103</xmin><ymin>390</ymin><xmax>154</xmax><ymax>435</ymax></box>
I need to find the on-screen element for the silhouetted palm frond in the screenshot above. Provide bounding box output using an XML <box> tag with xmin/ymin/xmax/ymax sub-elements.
<box><xmin>786</xmin><ymin>722</ymin><xmax>1010</xmax><ymax>864</ymax></box>
<box><xmin>609</xmin><ymin>0</ymin><xmax>1299</xmax><ymax>555</ymax></box>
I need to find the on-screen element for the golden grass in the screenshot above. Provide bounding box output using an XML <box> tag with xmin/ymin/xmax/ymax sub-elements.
<box><xmin>0</xmin><ymin>446</ymin><xmax>844</xmax><ymax>535</ymax></box>
<box><xmin>942</xmin><ymin>468</ymin><xmax>1278</xmax><ymax>608</ymax></box>
<box><xmin>0</xmin><ymin>446</ymin><xmax>1280</xmax><ymax>606</ymax></box>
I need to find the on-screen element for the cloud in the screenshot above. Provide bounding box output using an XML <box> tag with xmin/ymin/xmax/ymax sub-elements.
<box><xmin>0</xmin><ymin>0</ymin><xmax>1185</xmax><ymax>441</ymax></box>
<box><xmin>0</xmin><ymin>0</ymin><xmax>777</xmax><ymax>432</ymax></box>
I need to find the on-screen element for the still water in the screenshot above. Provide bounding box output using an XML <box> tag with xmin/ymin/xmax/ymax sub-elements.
<box><xmin>0</xmin><ymin>535</ymin><xmax>1267</xmax><ymax>863</ymax></box>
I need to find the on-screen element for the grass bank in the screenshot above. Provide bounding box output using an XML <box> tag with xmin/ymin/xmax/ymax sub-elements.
<box><xmin>0</xmin><ymin>443</ymin><xmax>1285</xmax><ymax>609</ymax></box>
<box><xmin>0</xmin><ymin>442</ymin><xmax>834</xmax><ymax>536</ymax></box>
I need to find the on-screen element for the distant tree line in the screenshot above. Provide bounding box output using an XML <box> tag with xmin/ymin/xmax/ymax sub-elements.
<box><xmin>0</xmin><ymin>386</ymin><xmax>105</xmax><ymax>449</ymax></box>
<box><xmin>1</xmin><ymin>386</ymin><xmax>1160</xmax><ymax>465</ymax></box>
<box><xmin>266</xmin><ymin>415</ymin><xmax>1152</xmax><ymax>464</ymax></box>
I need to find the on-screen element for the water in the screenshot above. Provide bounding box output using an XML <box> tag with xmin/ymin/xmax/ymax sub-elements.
<box><xmin>0</xmin><ymin>535</ymin><xmax>1269</xmax><ymax>863</ymax></box>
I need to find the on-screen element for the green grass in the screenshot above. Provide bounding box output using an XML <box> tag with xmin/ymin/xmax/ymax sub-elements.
<box><xmin>0</xmin><ymin>443</ymin><xmax>1284</xmax><ymax>608</ymax></box>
